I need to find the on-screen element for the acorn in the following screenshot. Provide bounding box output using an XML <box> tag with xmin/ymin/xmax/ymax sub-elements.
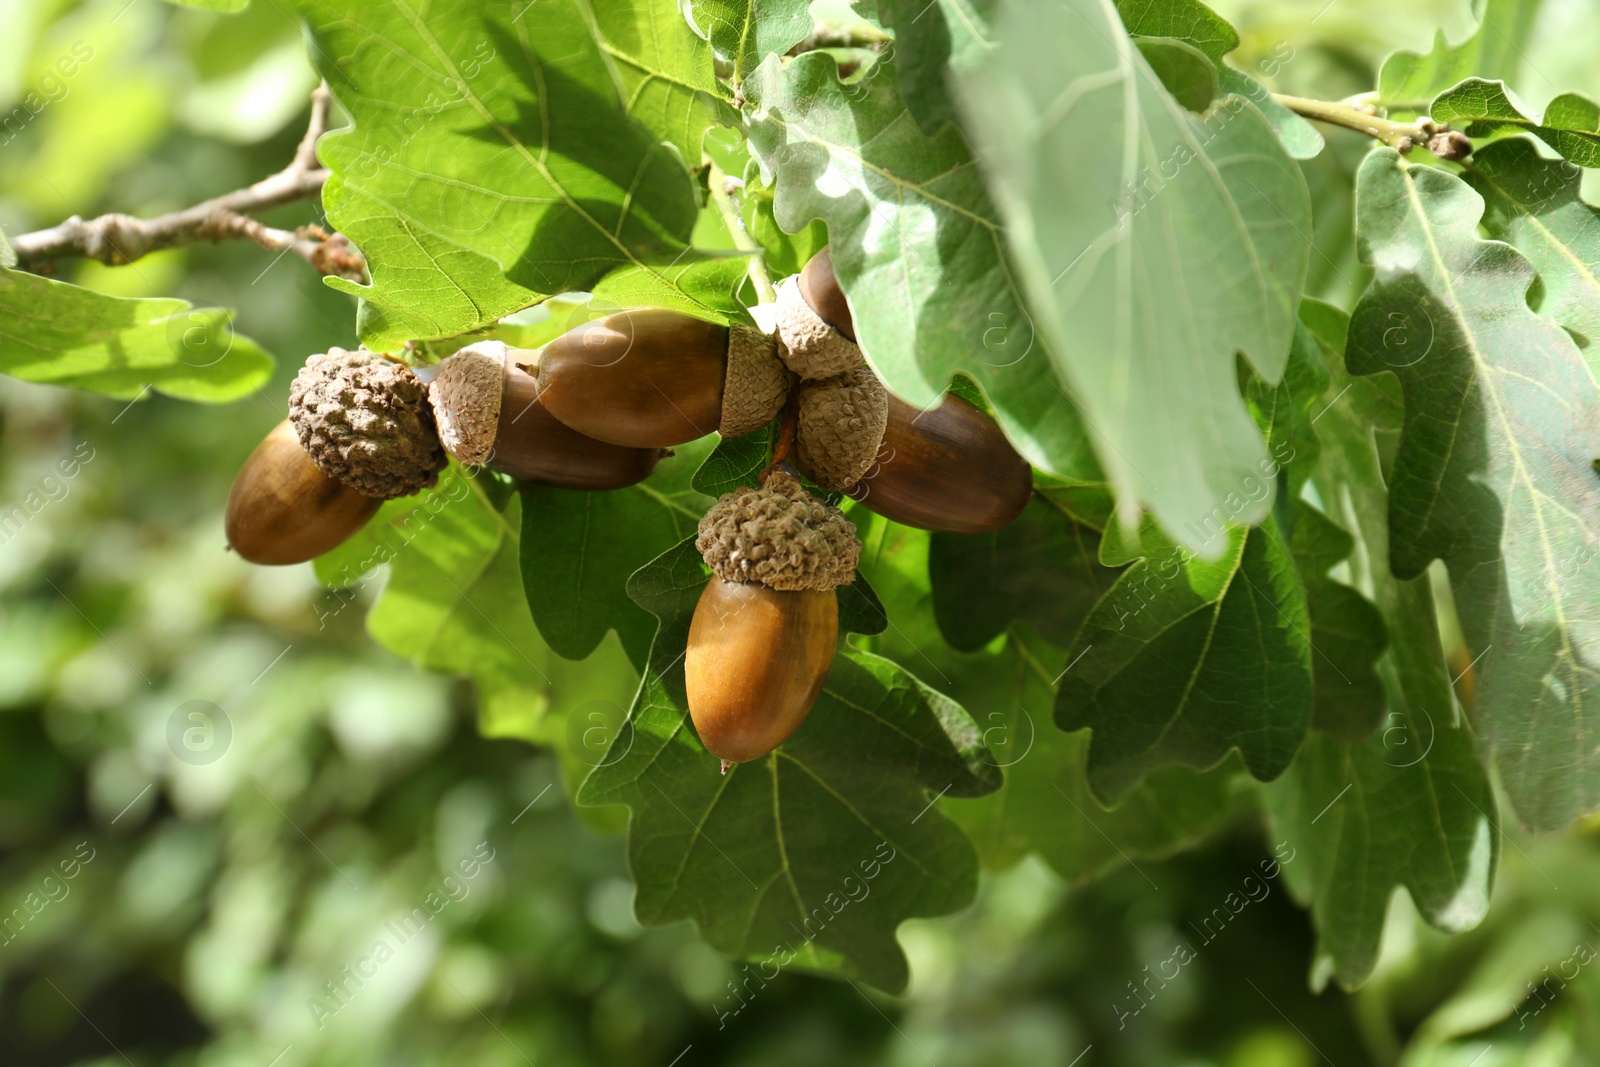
<box><xmin>428</xmin><ymin>341</ymin><xmax>663</xmax><ymax>489</ymax></box>
<box><xmin>532</xmin><ymin>310</ymin><xmax>790</xmax><ymax>446</ymax></box>
<box><xmin>844</xmin><ymin>392</ymin><xmax>1032</xmax><ymax>533</ymax></box>
<box><xmin>687</xmin><ymin>470</ymin><xmax>860</xmax><ymax>771</ymax></box>
<box><xmin>288</xmin><ymin>346</ymin><xmax>448</xmax><ymax>499</ymax></box>
<box><xmin>226</xmin><ymin>420</ymin><xmax>381</xmax><ymax>565</ymax></box>
<box><xmin>799</xmin><ymin>247</ymin><xmax>854</xmax><ymax>341</ymax></box>
<box><xmin>777</xmin><ymin>247</ymin><xmax>864</xmax><ymax>381</ymax></box>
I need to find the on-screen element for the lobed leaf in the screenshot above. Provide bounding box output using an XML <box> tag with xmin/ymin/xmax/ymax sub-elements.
<box><xmin>315</xmin><ymin>468</ymin><xmax>552</xmax><ymax>741</ymax></box>
<box><xmin>946</xmin><ymin>629</ymin><xmax>1245</xmax><ymax>880</ymax></box>
<box><xmin>1055</xmin><ymin>515</ymin><xmax>1314</xmax><ymax>802</ymax></box>
<box><xmin>1291</xmin><ymin>504</ymin><xmax>1388</xmax><ymax>740</ymax></box>
<box><xmin>1432</xmin><ymin>78</ymin><xmax>1600</xmax><ymax>169</ymax></box>
<box><xmin>929</xmin><ymin>495</ymin><xmax>1119</xmax><ymax>652</ymax></box>
<box><xmin>0</xmin><ymin>269</ymin><xmax>270</xmax><ymax>402</ymax></box>
<box><xmin>743</xmin><ymin>50</ymin><xmax>1102</xmax><ymax>486</ymax></box>
<box><xmin>690</xmin><ymin>421</ymin><xmax>779</xmax><ymax>497</ymax></box>
<box><xmin>519</xmin><ymin>441</ymin><xmax>713</xmax><ymax>669</ymax></box>
<box><xmin>954</xmin><ymin>0</ymin><xmax>1312</xmax><ymax>551</ymax></box>
<box><xmin>1267</xmin><ymin>302</ymin><xmax>1497</xmax><ymax>989</ymax></box>
<box><xmin>578</xmin><ymin>539</ymin><xmax>996</xmax><ymax>991</ymax></box>
<box><xmin>1466</xmin><ymin>137</ymin><xmax>1600</xmax><ymax>350</ymax></box>
<box><xmin>1345</xmin><ymin>149</ymin><xmax>1600</xmax><ymax>831</ymax></box>
<box><xmin>1376</xmin><ymin>0</ymin><xmax>1540</xmax><ymax>113</ymax></box>
<box><xmin>1114</xmin><ymin>0</ymin><xmax>1239</xmax><ymax>63</ymax></box>
<box><xmin>294</xmin><ymin>0</ymin><xmax>739</xmax><ymax>349</ymax></box>
<box><xmin>685</xmin><ymin>0</ymin><xmax>813</xmax><ymax>86</ymax></box>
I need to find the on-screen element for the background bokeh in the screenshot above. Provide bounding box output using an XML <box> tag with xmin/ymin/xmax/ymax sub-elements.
<box><xmin>4</xmin><ymin>0</ymin><xmax>1600</xmax><ymax>1064</ymax></box>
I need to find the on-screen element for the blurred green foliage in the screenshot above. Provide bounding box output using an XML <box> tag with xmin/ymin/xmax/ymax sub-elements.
<box><xmin>5</xmin><ymin>0</ymin><xmax>1600</xmax><ymax>1064</ymax></box>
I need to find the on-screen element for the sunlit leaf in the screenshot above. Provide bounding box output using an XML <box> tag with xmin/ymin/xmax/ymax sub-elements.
<box><xmin>295</xmin><ymin>0</ymin><xmax>739</xmax><ymax>349</ymax></box>
<box><xmin>954</xmin><ymin>0</ymin><xmax>1311</xmax><ymax>549</ymax></box>
<box><xmin>0</xmin><ymin>269</ymin><xmax>271</xmax><ymax>401</ymax></box>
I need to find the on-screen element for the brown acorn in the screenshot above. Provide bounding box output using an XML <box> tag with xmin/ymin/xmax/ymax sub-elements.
<box><xmin>428</xmin><ymin>342</ymin><xmax>664</xmax><ymax>490</ymax></box>
<box><xmin>686</xmin><ymin>470</ymin><xmax>860</xmax><ymax>770</ymax></box>
<box><xmin>798</xmin><ymin>247</ymin><xmax>854</xmax><ymax>341</ymax></box>
<box><xmin>533</xmin><ymin>310</ymin><xmax>789</xmax><ymax>446</ymax></box>
<box><xmin>685</xmin><ymin>577</ymin><xmax>838</xmax><ymax>766</ymax></box>
<box><xmin>226</xmin><ymin>420</ymin><xmax>381</xmax><ymax>565</ymax></box>
<box><xmin>845</xmin><ymin>392</ymin><xmax>1032</xmax><ymax>533</ymax></box>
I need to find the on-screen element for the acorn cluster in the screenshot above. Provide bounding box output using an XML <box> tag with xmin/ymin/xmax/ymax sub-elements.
<box><xmin>225</xmin><ymin>249</ymin><xmax>1033</xmax><ymax>768</ymax></box>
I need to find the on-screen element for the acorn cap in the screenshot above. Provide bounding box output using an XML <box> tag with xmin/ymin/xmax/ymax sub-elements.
<box><xmin>696</xmin><ymin>471</ymin><xmax>860</xmax><ymax>592</ymax></box>
<box><xmin>795</xmin><ymin>365</ymin><xmax>889</xmax><ymax>492</ymax></box>
<box><xmin>774</xmin><ymin>275</ymin><xmax>863</xmax><ymax>380</ymax></box>
<box><xmin>429</xmin><ymin>341</ymin><xmax>508</xmax><ymax>466</ymax></box>
<box><xmin>719</xmin><ymin>324</ymin><xmax>792</xmax><ymax>438</ymax></box>
<box><xmin>289</xmin><ymin>347</ymin><xmax>448</xmax><ymax>499</ymax></box>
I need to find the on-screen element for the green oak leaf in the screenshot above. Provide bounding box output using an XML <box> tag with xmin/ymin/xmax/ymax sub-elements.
<box><xmin>295</xmin><ymin>0</ymin><xmax>739</xmax><ymax>349</ymax></box>
<box><xmin>1115</xmin><ymin>0</ymin><xmax>1239</xmax><ymax>62</ymax></box>
<box><xmin>1243</xmin><ymin>318</ymin><xmax>1331</xmax><ymax>503</ymax></box>
<box><xmin>955</xmin><ymin>0</ymin><xmax>1312</xmax><ymax>551</ymax></box>
<box><xmin>1291</xmin><ymin>504</ymin><xmax>1387</xmax><ymax>740</ymax></box>
<box><xmin>577</xmin><ymin>538</ymin><xmax>997</xmax><ymax>991</ymax></box>
<box><xmin>314</xmin><ymin>468</ymin><xmax>551</xmax><ymax>741</ymax></box>
<box><xmin>1466</xmin><ymin>138</ymin><xmax>1600</xmax><ymax>345</ymax></box>
<box><xmin>743</xmin><ymin>51</ymin><xmax>1101</xmax><ymax>486</ymax></box>
<box><xmin>1268</xmin><ymin>725</ymin><xmax>1497</xmax><ymax>991</ymax></box>
<box><xmin>869</xmin><ymin>0</ymin><xmax>1238</xmax><ymax>133</ymax></box>
<box><xmin>1267</xmin><ymin>302</ymin><xmax>1497</xmax><ymax>990</ymax></box>
<box><xmin>1345</xmin><ymin>149</ymin><xmax>1600</xmax><ymax>831</ymax></box>
<box><xmin>163</xmin><ymin>0</ymin><xmax>249</xmax><ymax>8</ymax></box>
<box><xmin>519</xmin><ymin>441</ymin><xmax>714</xmax><ymax>669</ymax></box>
<box><xmin>1136</xmin><ymin>38</ymin><xmax>1217</xmax><ymax>114</ymax></box>
<box><xmin>1377</xmin><ymin>0</ymin><xmax>1541</xmax><ymax>113</ymax></box>
<box><xmin>686</xmin><ymin>0</ymin><xmax>813</xmax><ymax>86</ymax></box>
<box><xmin>1431</xmin><ymin>78</ymin><xmax>1600</xmax><ymax>168</ymax></box>
<box><xmin>0</xmin><ymin>269</ymin><xmax>270</xmax><ymax>401</ymax></box>
<box><xmin>1055</xmin><ymin>514</ymin><xmax>1313</xmax><ymax>802</ymax></box>
<box><xmin>923</xmin><ymin>492</ymin><xmax>1243</xmax><ymax>879</ymax></box>
<box><xmin>589</xmin><ymin>256</ymin><xmax>752</xmax><ymax>325</ymax></box>
<box><xmin>1217</xmin><ymin>67</ymin><xmax>1324</xmax><ymax>160</ymax></box>
<box><xmin>929</xmin><ymin>496</ymin><xmax>1120</xmax><ymax>652</ymax></box>
<box><xmin>860</xmin><ymin>0</ymin><xmax>993</xmax><ymax>134</ymax></box>
<box><xmin>741</xmin><ymin>162</ymin><xmax>827</xmax><ymax>280</ymax></box>
<box><xmin>946</xmin><ymin>628</ymin><xmax>1246</xmax><ymax>879</ymax></box>
<box><xmin>690</xmin><ymin>421</ymin><xmax>779</xmax><ymax>497</ymax></box>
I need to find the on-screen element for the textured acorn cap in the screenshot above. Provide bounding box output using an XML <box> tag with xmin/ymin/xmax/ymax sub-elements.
<box><xmin>429</xmin><ymin>341</ymin><xmax>508</xmax><ymax>466</ymax></box>
<box><xmin>289</xmin><ymin>346</ymin><xmax>447</xmax><ymax>499</ymax></box>
<box><xmin>795</xmin><ymin>365</ymin><xmax>889</xmax><ymax>492</ymax></box>
<box><xmin>775</xmin><ymin>276</ymin><xmax>863</xmax><ymax>380</ymax></box>
<box><xmin>696</xmin><ymin>472</ymin><xmax>860</xmax><ymax>591</ymax></box>
<box><xmin>720</xmin><ymin>324</ymin><xmax>792</xmax><ymax>438</ymax></box>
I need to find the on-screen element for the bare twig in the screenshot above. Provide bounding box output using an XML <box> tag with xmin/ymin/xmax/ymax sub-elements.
<box><xmin>196</xmin><ymin>212</ymin><xmax>366</xmax><ymax>282</ymax></box>
<box><xmin>1273</xmin><ymin>93</ymin><xmax>1472</xmax><ymax>160</ymax></box>
<box><xmin>9</xmin><ymin>83</ymin><xmax>365</xmax><ymax>274</ymax></box>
